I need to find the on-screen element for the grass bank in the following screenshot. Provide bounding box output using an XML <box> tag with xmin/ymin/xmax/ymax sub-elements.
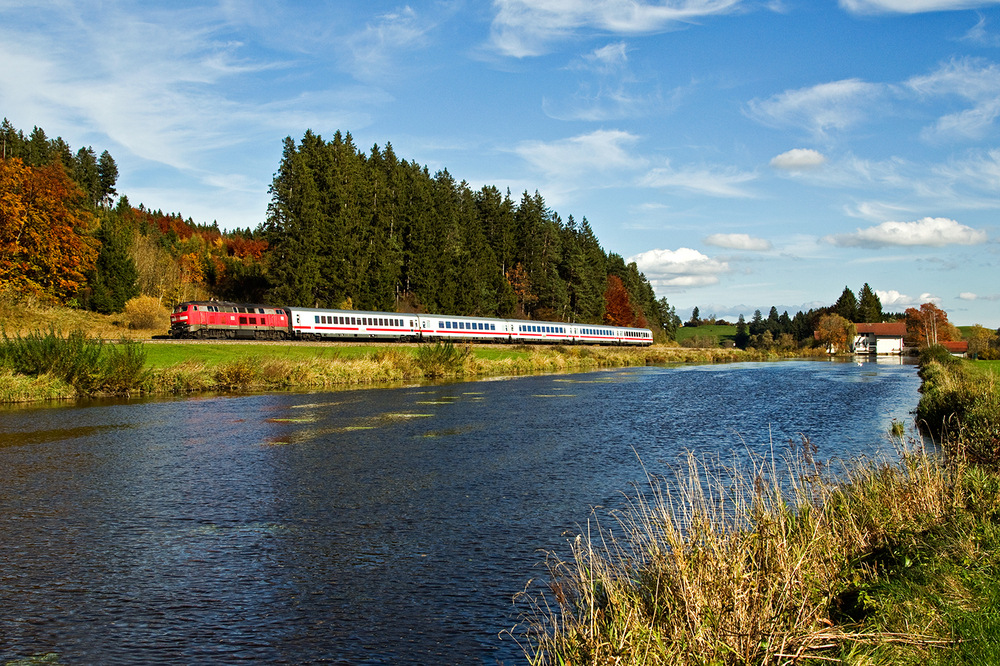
<box><xmin>521</xmin><ymin>347</ymin><xmax>1000</xmax><ymax>665</ymax></box>
<box><xmin>0</xmin><ymin>330</ymin><xmax>784</xmax><ymax>403</ymax></box>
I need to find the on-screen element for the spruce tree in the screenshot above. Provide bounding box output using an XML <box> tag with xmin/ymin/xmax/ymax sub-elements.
<box><xmin>857</xmin><ymin>283</ymin><xmax>883</xmax><ymax>323</ymax></box>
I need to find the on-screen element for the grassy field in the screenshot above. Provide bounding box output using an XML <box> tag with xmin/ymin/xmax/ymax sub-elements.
<box><xmin>674</xmin><ymin>323</ymin><xmax>737</xmax><ymax>346</ymax></box>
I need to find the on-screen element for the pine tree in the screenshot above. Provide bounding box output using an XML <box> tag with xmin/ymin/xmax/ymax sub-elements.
<box><xmin>88</xmin><ymin>210</ymin><xmax>140</xmax><ymax>313</ymax></box>
<box><xmin>735</xmin><ymin>314</ymin><xmax>750</xmax><ymax>349</ymax></box>
<box><xmin>264</xmin><ymin>136</ymin><xmax>322</xmax><ymax>306</ymax></box>
<box><xmin>857</xmin><ymin>283</ymin><xmax>882</xmax><ymax>323</ymax></box>
<box><xmin>97</xmin><ymin>150</ymin><xmax>118</xmax><ymax>206</ymax></box>
<box><xmin>834</xmin><ymin>286</ymin><xmax>858</xmax><ymax>322</ymax></box>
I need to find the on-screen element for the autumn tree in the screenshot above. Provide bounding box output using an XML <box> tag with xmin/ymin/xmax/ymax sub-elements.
<box><xmin>815</xmin><ymin>313</ymin><xmax>856</xmax><ymax>353</ymax></box>
<box><xmin>0</xmin><ymin>158</ymin><xmax>98</xmax><ymax>301</ymax></box>
<box><xmin>904</xmin><ymin>303</ymin><xmax>957</xmax><ymax>348</ymax></box>
<box><xmin>965</xmin><ymin>325</ymin><xmax>997</xmax><ymax>359</ymax></box>
<box><xmin>603</xmin><ymin>274</ymin><xmax>635</xmax><ymax>326</ymax></box>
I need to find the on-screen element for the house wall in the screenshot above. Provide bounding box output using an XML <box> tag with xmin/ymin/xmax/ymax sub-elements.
<box><xmin>853</xmin><ymin>333</ymin><xmax>903</xmax><ymax>355</ymax></box>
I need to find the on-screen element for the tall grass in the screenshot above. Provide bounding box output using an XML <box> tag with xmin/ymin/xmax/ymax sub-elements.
<box><xmin>917</xmin><ymin>345</ymin><xmax>1000</xmax><ymax>466</ymax></box>
<box><xmin>520</xmin><ymin>439</ymin><xmax>981</xmax><ymax>664</ymax></box>
<box><xmin>0</xmin><ymin>329</ymin><xmax>149</xmax><ymax>396</ymax></box>
<box><xmin>414</xmin><ymin>341</ymin><xmax>471</xmax><ymax>378</ymax></box>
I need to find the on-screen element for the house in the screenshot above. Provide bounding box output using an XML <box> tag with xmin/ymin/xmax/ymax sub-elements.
<box><xmin>940</xmin><ymin>340</ymin><xmax>969</xmax><ymax>358</ymax></box>
<box><xmin>852</xmin><ymin>322</ymin><xmax>906</xmax><ymax>356</ymax></box>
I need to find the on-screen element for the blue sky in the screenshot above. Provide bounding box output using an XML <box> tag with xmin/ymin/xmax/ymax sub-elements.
<box><xmin>2</xmin><ymin>0</ymin><xmax>999</xmax><ymax>326</ymax></box>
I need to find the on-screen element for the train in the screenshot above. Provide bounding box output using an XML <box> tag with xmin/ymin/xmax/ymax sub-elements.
<box><xmin>168</xmin><ymin>301</ymin><xmax>654</xmax><ymax>346</ymax></box>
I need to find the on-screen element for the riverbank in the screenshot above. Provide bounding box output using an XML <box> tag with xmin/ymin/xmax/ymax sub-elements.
<box><xmin>523</xmin><ymin>351</ymin><xmax>1000</xmax><ymax>664</ymax></box>
<box><xmin>0</xmin><ymin>328</ymin><xmax>822</xmax><ymax>404</ymax></box>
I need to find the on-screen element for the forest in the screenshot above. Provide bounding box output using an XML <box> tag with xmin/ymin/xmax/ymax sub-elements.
<box><xmin>1</xmin><ymin>120</ymin><xmax>679</xmax><ymax>340</ymax></box>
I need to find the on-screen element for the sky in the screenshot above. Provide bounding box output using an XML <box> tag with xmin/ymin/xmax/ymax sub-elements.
<box><xmin>2</xmin><ymin>0</ymin><xmax>999</xmax><ymax>327</ymax></box>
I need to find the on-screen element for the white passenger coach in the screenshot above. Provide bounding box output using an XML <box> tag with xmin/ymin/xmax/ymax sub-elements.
<box><xmin>286</xmin><ymin>307</ymin><xmax>653</xmax><ymax>346</ymax></box>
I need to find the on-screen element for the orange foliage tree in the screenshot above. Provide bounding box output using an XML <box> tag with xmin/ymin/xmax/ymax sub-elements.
<box><xmin>0</xmin><ymin>158</ymin><xmax>98</xmax><ymax>301</ymax></box>
<box><xmin>603</xmin><ymin>275</ymin><xmax>635</xmax><ymax>326</ymax></box>
<box><xmin>904</xmin><ymin>302</ymin><xmax>957</xmax><ymax>348</ymax></box>
<box><xmin>506</xmin><ymin>262</ymin><xmax>538</xmax><ymax>317</ymax></box>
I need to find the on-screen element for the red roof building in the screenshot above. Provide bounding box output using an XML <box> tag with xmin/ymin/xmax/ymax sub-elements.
<box><xmin>853</xmin><ymin>322</ymin><xmax>906</xmax><ymax>355</ymax></box>
<box><xmin>940</xmin><ymin>340</ymin><xmax>969</xmax><ymax>357</ymax></box>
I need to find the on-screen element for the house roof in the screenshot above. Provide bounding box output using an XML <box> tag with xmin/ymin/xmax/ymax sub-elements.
<box><xmin>940</xmin><ymin>340</ymin><xmax>969</xmax><ymax>353</ymax></box>
<box><xmin>855</xmin><ymin>322</ymin><xmax>907</xmax><ymax>336</ymax></box>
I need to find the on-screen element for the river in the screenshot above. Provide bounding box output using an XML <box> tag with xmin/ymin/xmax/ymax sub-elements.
<box><xmin>0</xmin><ymin>358</ymin><xmax>921</xmax><ymax>664</ymax></box>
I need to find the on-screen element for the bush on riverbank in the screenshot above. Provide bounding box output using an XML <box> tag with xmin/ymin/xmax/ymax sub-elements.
<box><xmin>917</xmin><ymin>345</ymin><xmax>1000</xmax><ymax>466</ymax></box>
<box><xmin>0</xmin><ymin>329</ymin><xmax>149</xmax><ymax>397</ymax></box>
<box><xmin>523</xmin><ymin>352</ymin><xmax>1000</xmax><ymax>664</ymax></box>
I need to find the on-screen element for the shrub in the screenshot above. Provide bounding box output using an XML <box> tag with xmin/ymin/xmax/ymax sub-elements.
<box><xmin>0</xmin><ymin>329</ymin><xmax>149</xmax><ymax>396</ymax></box>
<box><xmin>124</xmin><ymin>295</ymin><xmax>170</xmax><ymax>331</ymax></box>
<box><xmin>414</xmin><ymin>341</ymin><xmax>469</xmax><ymax>378</ymax></box>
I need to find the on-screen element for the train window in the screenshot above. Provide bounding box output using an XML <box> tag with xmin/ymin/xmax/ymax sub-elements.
<box><xmin>315</xmin><ymin>316</ymin><xmax>320</xmax><ymax>324</ymax></box>
<box><xmin>239</xmin><ymin>316</ymin><xmax>247</xmax><ymax>325</ymax></box>
<box><xmin>250</xmin><ymin>317</ymin><xmax>257</xmax><ymax>325</ymax></box>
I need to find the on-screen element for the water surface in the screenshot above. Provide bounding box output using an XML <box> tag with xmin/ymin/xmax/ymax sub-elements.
<box><xmin>0</xmin><ymin>359</ymin><xmax>921</xmax><ymax>664</ymax></box>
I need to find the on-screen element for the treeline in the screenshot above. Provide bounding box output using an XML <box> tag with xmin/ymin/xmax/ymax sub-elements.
<box><xmin>691</xmin><ymin>283</ymin><xmax>889</xmax><ymax>350</ymax></box>
<box><xmin>262</xmin><ymin>130</ymin><xmax>678</xmax><ymax>337</ymax></box>
<box><xmin>1</xmin><ymin>120</ymin><xmax>678</xmax><ymax>340</ymax></box>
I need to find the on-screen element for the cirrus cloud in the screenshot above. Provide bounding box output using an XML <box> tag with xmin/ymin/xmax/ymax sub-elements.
<box><xmin>627</xmin><ymin>247</ymin><xmax>729</xmax><ymax>287</ymax></box>
<box><xmin>840</xmin><ymin>0</ymin><xmax>1000</xmax><ymax>14</ymax></box>
<box><xmin>489</xmin><ymin>0</ymin><xmax>743</xmax><ymax>58</ymax></box>
<box><xmin>746</xmin><ymin>79</ymin><xmax>885</xmax><ymax>139</ymax></box>
<box><xmin>824</xmin><ymin>217</ymin><xmax>987</xmax><ymax>248</ymax></box>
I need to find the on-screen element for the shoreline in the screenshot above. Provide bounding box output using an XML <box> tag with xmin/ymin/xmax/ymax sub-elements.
<box><xmin>2</xmin><ymin>340</ymin><xmax>819</xmax><ymax>405</ymax></box>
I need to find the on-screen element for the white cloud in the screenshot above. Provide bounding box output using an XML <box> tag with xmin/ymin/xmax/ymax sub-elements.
<box><xmin>746</xmin><ymin>79</ymin><xmax>885</xmax><ymax>139</ymax></box>
<box><xmin>704</xmin><ymin>233</ymin><xmax>772</xmax><ymax>251</ymax></box>
<box><xmin>959</xmin><ymin>291</ymin><xmax>978</xmax><ymax>300</ymax></box>
<box><xmin>825</xmin><ymin>217</ymin><xmax>988</xmax><ymax>248</ymax></box>
<box><xmin>627</xmin><ymin>247</ymin><xmax>730</xmax><ymax>287</ymax></box>
<box><xmin>877</xmin><ymin>289</ymin><xmax>912</xmax><ymax>307</ymax></box>
<box><xmin>489</xmin><ymin>0</ymin><xmax>743</xmax><ymax>57</ymax></box>
<box><xmin>640</xmin><ymin>160</ymin><xmax>757</xmax><ymax>197</ymax></box>
<box><xmin>770</xmin><ymin>148</ymin><xmax>828</xmax><ymax>170</ymax></box>
<box><xmin>840</xmin><ymin>0</ymin><xmax>1000</xmax><ymax>14</ymax></box>
<box><xmin>876</xmin><ymin>289</ymin><xmax>942</xmax><ymax>309</ymax></box>
<box><xmin>513</xmin><ymin>129</ymin><xmax>642</xmax><ymax>180</ymax></box>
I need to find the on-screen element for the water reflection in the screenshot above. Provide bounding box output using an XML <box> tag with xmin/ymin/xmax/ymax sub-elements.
<box><xmin>0</xmin><ymin>360</ymin><xmax>920</xmax><ymax>664</ymax></box>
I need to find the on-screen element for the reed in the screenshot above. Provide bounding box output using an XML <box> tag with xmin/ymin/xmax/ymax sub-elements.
<box><xmin>519</xmin><ymin>437</ymin><xmax>990</xmax><ymax>665</ymax></box>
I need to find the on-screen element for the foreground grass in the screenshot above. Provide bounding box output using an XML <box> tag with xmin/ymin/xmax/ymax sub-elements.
<box><xmin>521</xmin><ymin>349</ymin><xmax>1000</xmax><ymax>665</ymax></box>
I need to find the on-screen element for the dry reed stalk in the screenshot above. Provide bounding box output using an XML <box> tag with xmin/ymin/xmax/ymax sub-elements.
<box><xmin>523</xmin><ymin>443</ymin><xmax>961</xmax><ymax>665</ymax></box>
